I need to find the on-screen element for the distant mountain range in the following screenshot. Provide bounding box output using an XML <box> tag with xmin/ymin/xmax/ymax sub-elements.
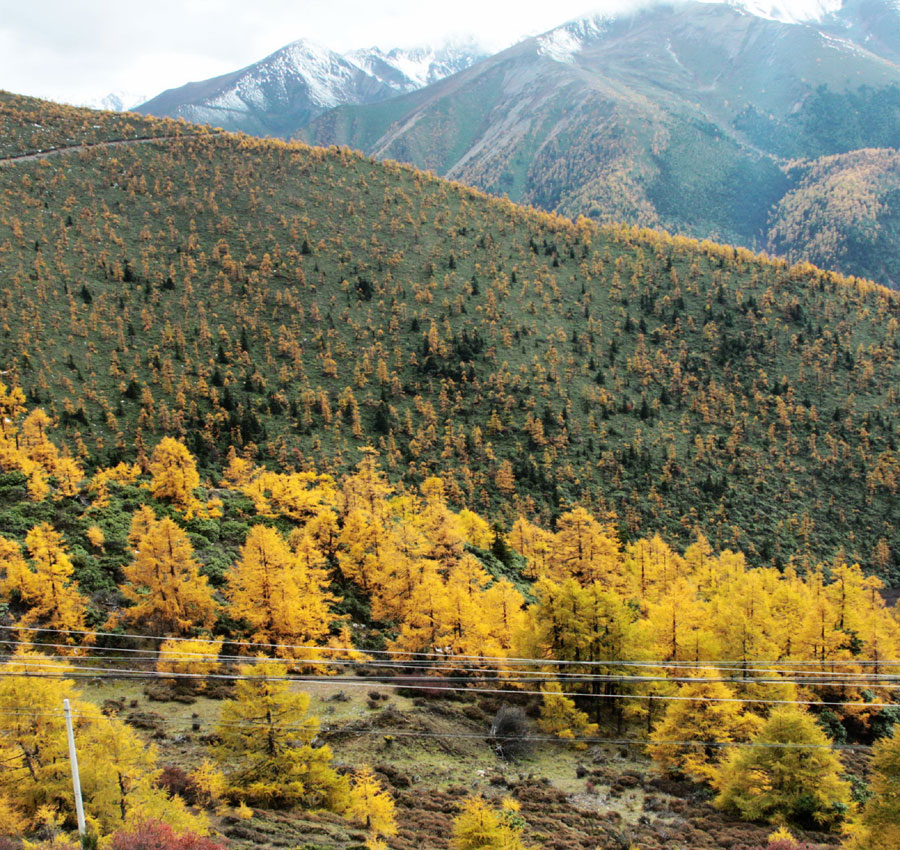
<box><xmin>127</xmin><ymin>0</ymin><xmax>900</xmax><ymax>286</ymax></box>
<box><xmin>133</xmin><ymin>40</ymin><xmax>485</xmax><ymax>138</ymax></box>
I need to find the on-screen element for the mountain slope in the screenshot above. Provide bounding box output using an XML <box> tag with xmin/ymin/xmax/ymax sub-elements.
<box><xmin>768</xmin><ymin>147</ymin><xmax>900</xmax><ymax>284</ymax></box>
<box><xmin>2</xmin><ymin>92</ymin><xmax>900</xmax><ymax>580</ymax></box>
<box><xmin>299</xmin><ymin>0</ymin><xmax>900</xmax><ymax>283</ymax></box>
<box><xmin>135</xmin><ymin>39</ymin><xmax>484</xmax><ymax>137</ymax></box>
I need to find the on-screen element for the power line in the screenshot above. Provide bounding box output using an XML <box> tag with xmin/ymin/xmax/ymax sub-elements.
<box><xmin>1</xmin><ymin>662</ymin><xmax>897</xmax><ymax>709</ymax></box>
<box><xmin>3</xmin><ymin>651</ymin><xmax>898</xmax><ymax>692</ymax></box>
<box><xmin>0</xmin><ymin>705</ymin><xmax>874</xmax><ymax>752</ymax></box>
<box><xmin>4</xmin><ymin>625</ymin><xmax>898</xmax><ymax>670</ymax></box>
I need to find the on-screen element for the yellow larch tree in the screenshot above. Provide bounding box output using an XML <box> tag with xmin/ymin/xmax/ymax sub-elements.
<box><xmin>442</xmin><ymin>554</ymin><xmax>504</xmax><ymax>662</ymax></box>
<box><xmin>156</xmin><ymin>637</ymin><xmax>223</xmax><ymax>692</ymax></box>
<box><xmin>481</xmin><ymin>579</ymin><xmax>527</xmax><ymax>652</ymax></box>
<box><xmin>451</xmin><ymin>796</ymin><xmax>531</xmax><ymax>850</ymax></box>
<box><xmin>243</xmin><ymin>469</ymin><xmax>338</xmax><ymax>521</ymax></box>
<box><xmin>0</xmin><ymin>525</ymin><xmax>92</xmax><ymax>649</ymax></box>
<box><xmin>346</xmin><ymin>765</ymin><xmax>398</xmax><ymax>838</ymax></box>
<box><xmin>418</xmin><ymin>476</ymin><xmax>465</xmax><ymax>570</ymax></box>
<box><xmin>0</xmin><ymin>652</ymin><xmax>207</xmax><ymax>836</ymax></box>
<box><xmin>623</xmin><ymin>534</ymin><xmax>687</xmax><ymax>602</ymax></box>
<box><xmin>214</xmin><ymin>660</ymin><xmax>348</xmax><ymax>810</ymax></box>
<box><xmin>548</xmin><ymin>507</ymin><xmax>625</xmax><ymax>590</ymax></box>
<box><xmin>119</xmin><ymin>513</ymin><xmax>218</xmax><ymax>635</ymax></box>
<box><xmin>147</xmin><ymin>437</ymin><xmax>201</xmax><ymax>513</ymax></box>
<box><xmin>713</xmin><ymin>707</ymin><xmax>851</xmax><ymax>827</ymax></box>
<box><xmin>389</xmin><ymin>563</ymin><xmax>451</xmax><ymax>655</ymax></box>
<box><xmin>646</xmin><ymin>577</ymin><xmax>718</xmax><ymax>662</ymax></box>
<box><xmin>228</xmin><ymin>525</ymin><xmax>337</xmax><ymax>657</ymax></box>
<box><xmin>539</xmin><ymin>682</ymin><xmax>599</xmax><ymax>748</ymax></box>
<box><xmin>508</xmin><ymin>516</ymin><xmax>554</xmax><ymax>580</ymax></box>
<box><xmin>649</xmin><ymin>671</ymin><xmax>762</xmax><ymax>783</ymax></box>
<box><xmin>845</xmin><ymin>725</ymin><xmax>900</xmax><ymax>850</ymax></box>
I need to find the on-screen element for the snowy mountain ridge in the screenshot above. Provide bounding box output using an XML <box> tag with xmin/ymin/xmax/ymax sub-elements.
<box><xmin>133</xmin><ymin>36</ymin><xmax>484</xmax><ymax>135</ymax></box>
<box><xmin>346</xmin><ymin>41</ymin><xmax>484</xmax><ymax>92</ymax></box>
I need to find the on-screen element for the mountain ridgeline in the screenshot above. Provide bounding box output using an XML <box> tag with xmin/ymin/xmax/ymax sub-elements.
<box><xmin>140</xmin><ymin>0</ymin><xmax>900</xmax><ymax>287</ymax></box>
<box><xmin>1</xmin><ymin>92</ymin><xmax>900</xmax><ymax>582</ymax></box>
<box><xmin>136</xmin><ymin>40</ymin><xmax>484</xmax><ymax>139</ymax></box>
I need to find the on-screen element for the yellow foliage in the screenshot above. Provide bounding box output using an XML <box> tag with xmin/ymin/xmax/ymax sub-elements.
<box><xmin>649</xmin><ymin>670</ymin><xmax>762</xmax><ymax>782</ymax></box>
<box><xmin>539</xmin><ymin>682</ymin><xmax>599</xmax><ymax>748</ymax></box>
<box><xmin>120</xmin><ymin>514</ymin><xmax>218</xmax><ymax>635</ymax></box>
<box><xmin>0</xmin><ymin>525</ymin><xmax>92</xmax><ymax>649</ymax></box>
<box><xmin>0</xmin><ymin>653</ymin><xmax>206</xmax><ymax>836</ymax></box>
<box><xmin>346</xmin><ymin>765</ymin><xmax>398</xmax><ymax>837</ymax></box>
<box><xmin>188</xmin><ymin>760</ymin><xmax>228</xmax><ymax>808</ymax></box>
<box><xmin>147</xmin><ymin>437</ymin><xmax>201</xmax><ymax>513</ymax></box>
<box><xmin>86</xmin><ymin>525</ymin><xmax>105</xmax><ymax>550</ymax></box>
<box><xmin>227</xmin><ymin>524</ymin><xmax>338</xmax><ymax>657</ymax></box>
<box><xmin>156</xmin><ymin>638</ymin><xmax>223</xmax><ymax>690</ymax></box>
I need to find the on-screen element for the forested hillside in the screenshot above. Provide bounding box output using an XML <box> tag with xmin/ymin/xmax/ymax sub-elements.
<box><xmin>2</xmin><ymin>92</ymin><xmax>900</xmax><ymax>579</ymax></box>
<box><xmin>0</xmin><ymin>381</ymin><xmax>898</xmax><ymax>849</ymax></box>
<box><xmin>2</xmin><ymin>91</ymin><xmax>900</xmax><ymax>850</ymax></box>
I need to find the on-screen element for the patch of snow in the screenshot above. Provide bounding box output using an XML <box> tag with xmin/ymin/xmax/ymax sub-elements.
<box><xmin>722</xmin><ymin>0</ymin><xmax>844</xmax><ymax>25</ymax></box>
<box><xmin>537</xmin><ymin>15</ymin><xmax>611</xmax><ymax>63</ymax></box>
<box><xmin>273</xmin><ymin>39</ymin><xmax>359</xmax><ymax>107</ymax></box>
<box><xmin>206</xmin><ymin>88</ymin><xmax>250</xmax><ymax>114</ymax></box>
<box><xmin>817</xmin><ymin>30</ymin><xmax>873</xmax><ymax>57</ymax></box>
<box><xmin>347</xmin><ymin>41</ymin><xmax>483</xmax><ymax>92</ymax></box>
<box><xmin>386</xmin><ymin>48</ymin><xmax>443</xmax><ymax>89</ymax></box>
<box><xmin>81</xmin><ymin>91</ymin><xmax>147</xmax><ymax>112</ymax></box>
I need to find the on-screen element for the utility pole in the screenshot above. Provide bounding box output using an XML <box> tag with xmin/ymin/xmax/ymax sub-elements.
<box><xmin>63</xmin><ymin>698</ymin><xmax>87</xmax><ymax>840</ymax></box>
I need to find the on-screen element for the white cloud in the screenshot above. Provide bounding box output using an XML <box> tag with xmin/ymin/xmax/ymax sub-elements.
<box><xmin>0</xmin><ymin>0</ymin><xmax>847</xmax><ymax>105</ymax></box>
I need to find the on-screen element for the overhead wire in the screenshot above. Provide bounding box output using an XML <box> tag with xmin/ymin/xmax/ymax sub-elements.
<box><xmin>2</xmin><ymin>650</ymin><xmax>898</xmax><ymax>692</ymax></box>
<box><xmin>0</xmin><ymin>704</ymin><xmax>875</xmax><ymax>752</ymax></box>
<box><xmin>4</xmin><ymin>624</ymin><xmax>898</xmax><ymax>669</ymax></box>
<box><xmin>0</xmin><ymin>662</ymin><xmax>897</xmax><ymax>709</ymax></box>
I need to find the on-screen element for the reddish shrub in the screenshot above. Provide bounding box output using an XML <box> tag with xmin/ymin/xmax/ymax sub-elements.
<box><xmin>110</xmin><ymin>821</ymin><xmax>225</xmax><ymax>850</ymax></box>
<box><xmin>157</xmin><ymin>765</ymin><xmax>192</xmax><ymax>799</ymax></box>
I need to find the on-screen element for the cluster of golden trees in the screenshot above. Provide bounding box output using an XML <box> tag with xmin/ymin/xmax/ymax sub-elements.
<box><xmin>0</xmin><ymin>651</ymin><xmax>400</xmax><ymax>846</ymax></box>
<box><xmin>0</xmin><ymin>382</ymin><xmax>898</xmax><ymax>843</ymax></box>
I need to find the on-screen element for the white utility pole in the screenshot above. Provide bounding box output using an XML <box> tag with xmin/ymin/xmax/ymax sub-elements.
<box><xmin>63</xmin><ymin>698</ymin><xmax>86</xmax><ymax>839</ymax></box>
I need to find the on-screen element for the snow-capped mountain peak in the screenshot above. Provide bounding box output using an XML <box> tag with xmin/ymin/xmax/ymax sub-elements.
<box><xmin>261</xmin><ymin>39</ymin><xmax>365</xmax><ymax>108</ymax></box>
<box><xmin>724</xmin><ymin>0</ymin><xmax>845</xmax><ymax>24</ymax></box>
<box><xmin>135</xmin><ymin>36</ymin><xmax>483</xmax><ymax>135</ymax></box>
<box><xmin>81</xmin><ymin>91</ymin><xmax>148</xmax><ymax>112</ymax></box>
<box><xmin>536</xmin><ymin>15</ymin><xmax>612</xmax><ymax>63</ymax></box>
<box><xmin>346</xmin><ymin>41</ymin><xmax>485</xmax><ymax>93</ymax></box>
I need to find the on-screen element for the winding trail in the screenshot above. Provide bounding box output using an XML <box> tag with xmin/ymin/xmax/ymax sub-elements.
<box><xmin>0</xmin><ymin>133</ymin><xmax>214</xmax><ymax>165</ymax></box>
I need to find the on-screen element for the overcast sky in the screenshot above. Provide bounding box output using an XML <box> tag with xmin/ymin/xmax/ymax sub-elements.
<box><xmin>0</xmin><ymin>0</ymin><xmax>629</xmax><ymax>107</ymax></box>
<box><xmin>0</xmin><ymin>0</ymin><xmax>840</xmax><ymax>107</ymax></box>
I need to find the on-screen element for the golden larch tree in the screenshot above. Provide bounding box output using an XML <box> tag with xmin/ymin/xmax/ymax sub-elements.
<box><xmin>147</xmin><ymin>437</ymin><xmax>201</xmax><ymax>512</ymax></box>
<box><xmin>119</xmin><ymin>513</ymin><xmax>218</xmax><ymax>635</ymax></box>
<box><xmin>227</xmin><ymin>525</ymin><xmax>337</xmax><ymax>656</ymax></box>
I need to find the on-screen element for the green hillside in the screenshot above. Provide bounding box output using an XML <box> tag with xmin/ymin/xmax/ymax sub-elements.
<box><xmin>2</xmin><ymin>91</ymin><xmax>900</xmax><ymax>580</ymax></box>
